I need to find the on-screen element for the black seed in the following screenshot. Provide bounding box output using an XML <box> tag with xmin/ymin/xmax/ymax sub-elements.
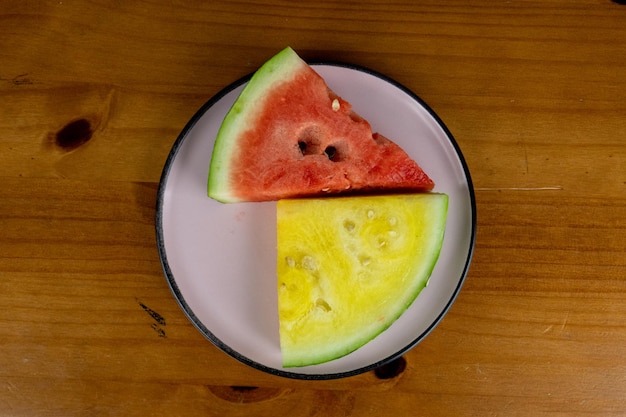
<box><xmin>324</xmin><ymin>146</ymin><xmax>337</xmax><ymax>161</ymax></box>
<box><xmin>298</xmin><ymin>141</ymin><xmax>307</xmax><ymax>154</ymax></box>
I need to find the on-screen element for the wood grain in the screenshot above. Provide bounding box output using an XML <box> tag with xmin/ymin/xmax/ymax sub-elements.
<box><xmin>1</xmin><ymin>1</ymin><xmax>625</xmax><ymax>415</ymax></box>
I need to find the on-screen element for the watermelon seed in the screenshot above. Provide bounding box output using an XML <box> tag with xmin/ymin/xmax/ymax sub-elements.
<box><xmin>331</xmin><ymin>98</ymin><xmax>340</xmax><ymax>111</ymax></box>
<box><xmin>297</xmin><ymin>126</ymin><xmax>322</xmax><ymax>155</ymax></box>
<box><xmin>359</xmin><ymin>255</ymin><xmax>371</xmax><ymax>266</ymax></box>
<box><xmin>301</xmin><ymin>255</ymin><xmax>318</xmax><ymax>271</ymax></box>
<box><xmin>315</xmin><ymin>298</ymin><xmax>332</xmax><ymax>312</ymax></box>
<box><xmin>324</xmin><ymin>146</ymin><xmax>337</xmax><ymax>161</ymax></box>
<box><xmin>343</xmin><ymin>220</ymin><xmax>355</xmax><ymax>232</ymax></box>
<box><xmin>285</xmin><ymin>256</ymin><xmax>296</xmax><ymax>268</ymax></box>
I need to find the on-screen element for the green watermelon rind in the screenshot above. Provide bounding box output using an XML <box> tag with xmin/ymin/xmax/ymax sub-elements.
<box><xmin>208</xmin><ymin>47</ymin><xmax>307</xmax><ymax>202</ymax></box>
<box><xmin>280</xmin><ymin>193</ymin><xmax>449</xmax><ymax>368</ymax></box>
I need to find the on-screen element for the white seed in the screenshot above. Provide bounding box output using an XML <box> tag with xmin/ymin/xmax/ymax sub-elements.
<box><xmin>388</xmin><ymin>230</ymin><xmax>397</xmax><ymax>237</ymax></box>
<box><xmin>321</xmin><ymin>187</ymin><xmax>330</xmax><ymax>192</ymax></box>
<box><xmin>388</xmin><ymin>216</ymin><xmax>397</xmax><ymax>226</ymax></box>
<box><xmin>285</xmin><ymin>256</ymin><xmax>296</xmax><ymax>267</ymax></box>
<box><xmin>343</xmin><ymin>220</ymin><xmax>355</xmax><ymax>232</ymax></box>
<box><xmin>301</xmin><ymin>255</ymin><xmax>317</xmax><ymax>271</ymax></box>
<box><xmin>359</xmin><ymin>256</ymin><xmax>371</xmax><ymax>266</ymax></box>
<box><xmin>332</xmin><ymin>98</ymin><xmax>340</xmax><ymax>111</ymax></box>
<box><xmin>367</xmin><ymin>210</ymin><xmax>375</xmax><ymax>219</ymax></box>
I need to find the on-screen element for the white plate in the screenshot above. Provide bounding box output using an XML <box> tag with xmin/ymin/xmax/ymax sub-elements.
<box><xmin>156</xmin><ymin>63</ymin><xmax>476</xmax><ymax>379</ymax></box>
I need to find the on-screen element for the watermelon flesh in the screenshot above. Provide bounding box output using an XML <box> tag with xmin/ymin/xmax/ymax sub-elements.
<box><xmin>208</xmin><ymin>47</ymin><xmax>434</xmax><ymax>203</ymax></box>
<box><xmin>277</xmin><ymin>193</ymin><xmax>448</xmax><ymax>367</ymax></box>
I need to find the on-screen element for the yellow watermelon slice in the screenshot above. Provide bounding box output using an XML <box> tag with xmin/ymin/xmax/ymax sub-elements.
<box><xmin>277</xmin><ymin>193</ymin><xmax>448</xmax><ymax>367</ymax></box>
<box><xmin>208</xmin><ymin>47</ymin><xmax>434</xmax><ymax>203</ymax></box>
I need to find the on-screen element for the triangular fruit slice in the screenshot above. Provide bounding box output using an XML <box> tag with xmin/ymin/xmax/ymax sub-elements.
<box><xmin>277</xmin><ymin>193</ymin><xmax>448</xmax><ymax>367</ymax></box>
<box><xmin>208</xmin><ymin>47</ymin><xmax>434</xmax><ymax>203</ymax></box>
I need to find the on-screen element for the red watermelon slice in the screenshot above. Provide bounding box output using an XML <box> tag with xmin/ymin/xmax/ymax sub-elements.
<box><xmin>208</xmin><ymin>47</ymin><xmax>434</xmax><ymax>203</ymax></box>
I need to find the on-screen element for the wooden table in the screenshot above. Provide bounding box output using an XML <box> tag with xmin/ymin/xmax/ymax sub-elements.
<box><xmin>2</xmin><ymin>1</ymin><xmax>625</xmax><ymax>415</ymax></box>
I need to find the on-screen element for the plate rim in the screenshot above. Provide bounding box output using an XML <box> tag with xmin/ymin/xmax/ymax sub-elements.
<box><xmin>155</xmin><ymin>60</ymin><xmax>477</xmax><ymax>380</ymax></box>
